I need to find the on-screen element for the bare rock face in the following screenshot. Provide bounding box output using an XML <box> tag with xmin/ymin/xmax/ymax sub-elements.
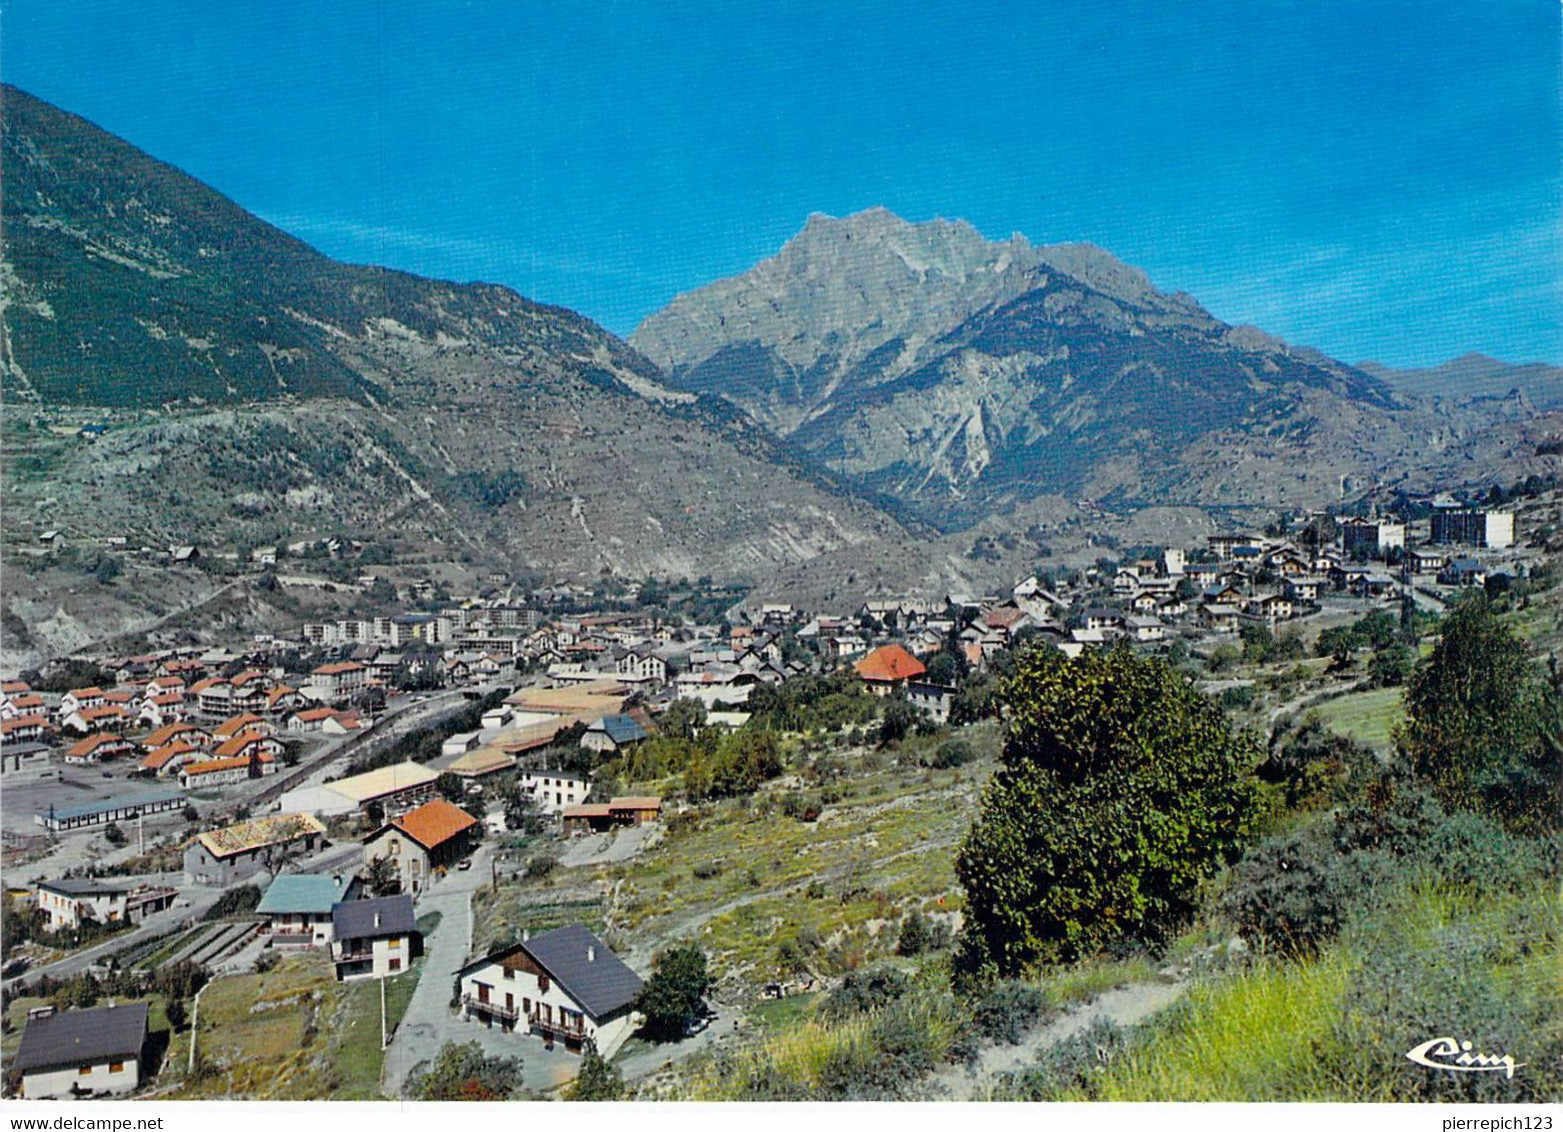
<box><xmin>636</xmin><ymin>209</ymin><xmax>1549</xmax><ymax>529</ymax></box>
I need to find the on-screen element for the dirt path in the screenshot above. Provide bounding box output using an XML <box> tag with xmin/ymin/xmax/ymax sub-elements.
<box><xmin>930</xmin><ymin>978</ymin><xmax>1188</xmax><ymax>1100</ymax></box>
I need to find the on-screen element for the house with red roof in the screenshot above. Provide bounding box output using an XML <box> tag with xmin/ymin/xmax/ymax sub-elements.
<box><xmin>59</xmin><ymin>687</ymin><xmax>107</xmax><ymax>716</ymax></box>
<box><xmin>179</xmin><ymin>751</ymin><xmax>277</xmax><ymax>788</ymax></box>
<box><xmin>362</xmin><ymin>798</ymin><xmax>479</xmax><ymax>896</ymax></box>
<box><xmin>309</xmin><ymin>661</ymin><xmax>368</xmax><ymax>704</ymax></box>
<box><xmin>211</xmin><ymin>730</ymin><xmax>285</xmax><ymax>761</ymax></box>
<box><xmin>853</xmin><ymin>644</ymin><xmax>927</xmax><ymax>696</ymax></box>
<box><xmin>213</xmin><ymin>713</ymin><xmax>274</xmax><ymax>740</ymax></box>
<box><xmin>1</xmin><ymin>714</ymin><xmax>54</xmax><ymax>746</ymax></box>
<box><xmin>64</xmin><ymin>732</ymin><xmax>138</xmax><ymax>763</ymax></box>
<box><xmin>140</xmin><ymin>740</ymin><xmax>204</xmax><ymax>777</ymax></box>
<box><xmin>61</xmin><ymin>704</ymin><xmax>133</xmax><ymax>735</ymax></box>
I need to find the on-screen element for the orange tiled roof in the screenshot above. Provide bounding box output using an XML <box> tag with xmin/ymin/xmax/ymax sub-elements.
<box><xmin>853</xmin><ymin>644</ymin><xmax>927</xmax><ymax>683</ymax></box>
<box><xmin>312</xmin><ymin>662</ymin><xmax>364</xmax><ymax>675</ymax></box>
<box><xmin>1</xmin><ymin>680</ymin><xmax>31</xmax><ymax>694</ymax></box>
<box><xmin>141</xmin><ymin>741</ymin><xmax>200</xmax><ymax>770</ymax></box>
<box><xmin>212</xmin><ymin>730</ymin><xmax>276</xmax><ymax>758</ymax></box>
<box><xmin>73</xmin><ymin>704</ymin><xmax>131</xmax><ymax>722</ymax></box>
<box><xmin>387</xmin><ymin>798</ymin><xmax>478</xmax><ymax>851</ymax></box>
<box><xmin>213</xmin><ymin>713</ymin><xmax>266</xmax><ymax>738</ymax></box>
<box><xmin>145</xmin><ymin>721</ymin><xmax>206</xmax><ymax>747</ymax></box>
<box><xmin>182</xmin><ymin>752</ymin><xmax>273</xmax><ymax>777</ymax></box>
<box><xmin>188</xmin><ymin>677</ymin><xmax>225</xmax><ymax>694</ymax></box>
<box><xmin>1</xmin><ymin>714</ymin><xmax>51</xmax><ymax>734</ymax></box>
<box><xmin>66</xmin><ymin>732</ymin><xmax>133</xmax><ymax>758</ymax></box>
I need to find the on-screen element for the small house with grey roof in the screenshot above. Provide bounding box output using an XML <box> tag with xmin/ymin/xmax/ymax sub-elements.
<box><xmin>330</xmin><ymin>894</ymin><xmax>419</xmax><ymax>980</ymax></box>
<box><xmin>458</xmin><ymin>924</ymin><xmax>643</xmax><ymax>1057</ymax></box>
<box><xmin>13</xmin><ymin>1001</ymin><xmax>149</xmax><ymax>1099</ymax></box>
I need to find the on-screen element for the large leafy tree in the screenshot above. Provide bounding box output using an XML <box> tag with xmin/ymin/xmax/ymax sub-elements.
<box><xmin>1399</xmin><ymin>595</ymin><xmax>1559</xmax><ymax>831</ymax></box>
<box><xmin>954</xmin><ymin>645</ymin><xmax>1263</xmax><ymax>983</ymax></box>
<box><xmin>633</xmin><ymin>944</ymin><xmax>710</xmax><ymax>1041</ymax></box>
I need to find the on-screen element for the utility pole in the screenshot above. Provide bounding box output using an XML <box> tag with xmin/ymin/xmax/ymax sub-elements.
<box><xmin>188</xmin><ymin>983</ymin><xmax>206</xmax><ymax>1075</ymax></box>
<box><xmin>380</xmin><ymin>977</ymin><xmax>388</xmax><ymax>1049</ymax></box>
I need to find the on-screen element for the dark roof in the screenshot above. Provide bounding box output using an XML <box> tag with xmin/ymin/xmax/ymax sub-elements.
<box><xmin>594</xmin><ymin>714</ymin><xmax>648</xmax><ymax>745</ymax></box>
<box><xmin>332</xmin><ymin>895</ymin><xmax>417</xmax><ymax>942</ymax></box>
<box><xmin>39</xmin><ymin>877</ymin><xmax>130</xmax><ymax>897</ymax></box>
<box><xmin>14</xmin><ymin>1002</ymin><xmax>149</xmax><ymax>1073</ymax></box>
<box><xmin>519</xmin><ymin>924</ymin><xmax>643</xmax><ymax>1019</ymax></box>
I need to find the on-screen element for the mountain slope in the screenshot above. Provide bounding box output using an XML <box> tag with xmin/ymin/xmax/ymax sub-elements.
<box><xmin>1359</xmin><ymin>353</ymin><xmax>1563</xmax><ymax>411</ymax></box>
<box><xmin>635</xmin><ymin>210</ymin><xmax>1543</xmax><ymax>528</ymax></box>
<box><xmin>0</xmin><ymin>87</ymin><xmax>925</xmax><ymax>598</ymax></box>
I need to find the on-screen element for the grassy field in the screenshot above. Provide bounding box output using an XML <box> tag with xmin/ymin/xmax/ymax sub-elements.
<box><xmin>1309</xmin><ymin>687</ymin><xmax>1405</xmax><ymax>751</ymax></box>
<box><xmin>158</xmin><ymin>948</ymin><xmax>424</xmax><ymax>1099</ymax></box>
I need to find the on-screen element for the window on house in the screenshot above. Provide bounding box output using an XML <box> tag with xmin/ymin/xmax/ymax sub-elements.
<box><xmin>538</xmin><ymin>975</ymin><xmax>550</xmax><ymax>992</ymax></box>
<box><xmin>78</xmin><ymin>1065</ymin><xmax>92</xmax><ymax>1075</ymax></box>
<box><xmin>389</xmin><ymin>958</ymin><xmax>401</xmax><ymax>971</ymax></box>
<box><xmin>109</xmin><ymin>1062</ymin><xmax>124</xmax><ymax>1074</ymax></box>
<box><xmin>389</xmin><ymin>937</ymin><xmax>402</xmax><ymax>949</ymax></box>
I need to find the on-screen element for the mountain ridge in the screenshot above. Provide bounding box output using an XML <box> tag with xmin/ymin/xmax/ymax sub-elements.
<box><xmin>634</xmin><ymin>208</ymin><xmax>1549</xmax><ymax>528</ymax></box>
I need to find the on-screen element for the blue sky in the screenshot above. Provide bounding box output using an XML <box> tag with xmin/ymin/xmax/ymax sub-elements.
<box><xmin>5</xmin><ymin>1</ymin><xmax>1559</xmax><ymax>366</ymax></box>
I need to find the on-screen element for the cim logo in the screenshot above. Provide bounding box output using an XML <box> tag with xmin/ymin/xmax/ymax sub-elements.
<box><xmin>1405</xmin><ymin>1037</ymin><xmax>1524</xmax><ymax>1079</ymax></box>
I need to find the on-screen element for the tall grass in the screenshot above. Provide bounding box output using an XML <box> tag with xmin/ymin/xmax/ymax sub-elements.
<box><xmin>1047</xmin><ymin>879</ymin><xmax>1560</xmax><ymax>1102</ymax></box>
<box><xmin>1086</xmin><ymin>951</ymin><xmax>1350</xmax><ymax>1100</ymax></box>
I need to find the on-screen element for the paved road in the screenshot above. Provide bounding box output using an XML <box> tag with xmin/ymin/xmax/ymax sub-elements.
<box><xmin>379</xmin><ymin>841</ymin><xmax>580</xmax><ymax>1097</ymax></box>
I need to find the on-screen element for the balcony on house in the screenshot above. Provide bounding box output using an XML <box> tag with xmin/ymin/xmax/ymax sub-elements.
<box><xmin>463</xmin><ymin>993</ymin><xmax>520</xmax><ymax>1025</ymax></box>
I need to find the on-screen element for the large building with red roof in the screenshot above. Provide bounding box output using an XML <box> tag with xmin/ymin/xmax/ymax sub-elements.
<box><xmin>853</xmin><ymin>644</ymin><xmax>927</xmax><ymax>695</ymax></box>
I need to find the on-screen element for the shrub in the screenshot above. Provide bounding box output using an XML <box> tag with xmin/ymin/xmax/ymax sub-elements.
<box><xmin>1219</xmin><ymin>829</ymin><xmax>1355</xmax><ymax>957</ymax></box>
<box><xmin>407</xmin><ymin>1041</ymin><xmax>524</xmax><ymax>1100</ymax></box>
<box><xmin>923</xmin><ymin>738</ymin><xmax>976</xmax><ymax>769</ymax></box>
<box><xmin>972</xmin><ymin>980</ymin><xmax>1051</xmax><ymax>1045</ymax></box>
<box><xmin>568</xmin><ymin>1038</ymin><xmax>625</xmax><ymax>1100</ymax></box>
<box><xmin>817</xmin><ymin>995</ymin><xmax>962</xmax><ymax>1099</ymax></box>
<box><xmin>1219</xmin><ymin>684</ymin><xmax>1257</xmax><ymax>710</ymax></box>
<box><xmin>995</xmin><ymin>1019</ymin><xmax>1129</xmax><ymax>1100</ymax></box>
<box><xmin>202</xmin><ymin>884</ymin><xmax>261</xmax><ymax>921</ymax></box>
<box><xmin>897</xmin><ymin>909</ymin><xmax>932</xmax><ymax>957</ymax></box>
<box><xmin>821</xmin><ymin>965</ymin><xmax>911</xmax><ymax>1022</ymax></box>
<box><xmin>955</xmin><ymin>646</ymin><xmax>1263</xmax><ymax>981</ymax></box>
<box><xmin>527</xmin><ymin>852</ymin><xmax>560</xmax><ymax>880</ymax></box>
<box><xmin>1262</xmin><ymin>716</ymin><xmax>1377</xmax><ymax>811</ymax></box>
